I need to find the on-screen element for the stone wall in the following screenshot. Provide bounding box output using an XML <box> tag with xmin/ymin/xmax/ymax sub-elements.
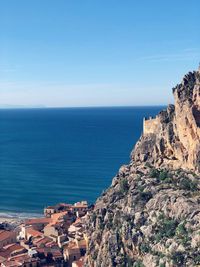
<box><xmin>143</xmin><ymin>116</ymin><xmax>159</xmax><ymax>135</ymax></box>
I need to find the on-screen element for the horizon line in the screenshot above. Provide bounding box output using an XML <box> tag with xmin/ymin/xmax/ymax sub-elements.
<box><xmin>0</xmin><ymin>104</ymin><xmax>167</xmax><ymax>110</ymax></box>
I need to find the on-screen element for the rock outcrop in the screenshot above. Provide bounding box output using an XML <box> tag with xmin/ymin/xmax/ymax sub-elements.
<box><xmin>84</xmin><ymin>67</ymin><xmax>200</xmax><ymax>267</ymax></box>
<box><xmin>133</xmin><ymin>68</ymin><xmax>200</xmax><ymax>173</ymax></box>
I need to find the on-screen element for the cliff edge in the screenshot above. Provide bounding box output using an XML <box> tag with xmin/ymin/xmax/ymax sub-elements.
<box><xmin>84</xmin><ymin>67</ymin><xmax>200</xmax><ymax>267</ymax></box>
<box><xmin>133</xmin><ymin>67</ymin><xmax>200</xmax><ymax>173</ymax></box>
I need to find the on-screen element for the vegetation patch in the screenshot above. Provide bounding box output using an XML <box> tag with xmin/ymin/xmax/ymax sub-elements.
<box><xmin>171</xmin><ymin>251</ymin><xmax>185</xmax><ymax>266</ymax></box>
<box><xmin>139</xmin><ymin>191</ymin><xmax>152</xmax><ymax>202</ymax></box>
<box><xmin>149</xmin><ymin>168</ymin><xmax>159</xmax><ymax>178</ymax></box>
<box><xmin>179</xmin><ymin>177</ymin><xmax>198</xmax><ymax>191</ymax></box>
<box><xmin>133</xmin><ymin>260</ymin><xmax>145</xmax><ymax>267</ymax></box>
<box><xmin>175</xmin><ymin>222</ymin><xmax>191</xmax><ymax>246</ymax></box>
<box><xmin>154</xmin><ymin>216</ymin><xmax>178</xmax><ymax>242</ymax></box>
<box><xmin>149</xmin><ymin>168</ymin><xmax>172</xmax><ymax>183</ymax></box>
<box><xmin>139</xmin><ymin>243</ymin><xmax>151</xmax><ymax>254</ymax></box>
<box><xmin>119</xmin><ymin>178</ymin><xmax>129</xmax><ymax>194</ymax></box>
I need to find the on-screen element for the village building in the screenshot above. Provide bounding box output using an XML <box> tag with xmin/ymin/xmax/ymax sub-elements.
<box><xmin>63</xmin><ymin>241</ymin><xmax>81</xmax><ymax>266</ymax></box>
<box><xmin>36</xmin><ymin>246</ymin><xmax>64</xmax><ymax>266</ymax></box>
<box><xmin>19</xmin><ymin>225</ymin><xmax>43</xmax><ymax>240</ymax></box>
<box><xmin>72</xmin><ymin>257</ymin><xmax>84</xmax><ymax>267</ymax></box>
<box><xmin>0</xmin><ymin>243</ymin><xmax>27</xmax><ymax>263</ymax></box>
<box><xmin>44</xmin><ymin>203</ymin><xmax>72</xmax><ymax>217</ymax></box>
<box><xmin>71</xmin><ymin>202</ymin><xmax>88</xmax><ymax>214</ymax></box>
<box><xmin>63</xmin><ymin>239</ymin><xmax>86</xmax><ymax>266</ymax></box>
<box><xmin>0</xmin><ymin>200</ymin><xmax>90</xmax><ymax>267</ymax></box>
<box><xmin>0</xmin><ymin>230</ymin><xmax>17</xmax><ymax>249</ymax></box>
<box><xmin>1</xmin><ymin>253</ymin><xmax>40</xmax><ymax>267</ymax></box>
<box><xmin>44</xmin><ymin>223</ymin><xmax>67</xmax><ymax>243</ymax></box>
<box><xmin>24</xmin><ymin>218</ymin><xmax>51</xmax><ymax>231</ymax></box>
<box><xmin>32</xmin><ymin>236</ymin><xmax>53</xmax><ymax>248</ymax></box>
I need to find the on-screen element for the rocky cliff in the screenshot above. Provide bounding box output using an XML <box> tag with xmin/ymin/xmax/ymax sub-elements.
<box><xmin>133</xmin><ymin>68</ymin><xmax>200</xmax><ymax>173</ymax></box>
<box><xmin>84</xmin><ymin>67</ymin><xmax>200</xmax><ymax>267</ymax></box>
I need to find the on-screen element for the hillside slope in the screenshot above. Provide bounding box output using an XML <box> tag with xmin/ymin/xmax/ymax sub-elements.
<box><xmin>84</xmin><ymin>67</ymin><xmax>200</xmax><ymax>267</ymax></box>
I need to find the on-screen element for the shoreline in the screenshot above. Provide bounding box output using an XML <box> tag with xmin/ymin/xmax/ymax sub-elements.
<box><xmin>0</xmin><ymin>211</ymin><xmax>43</xmax><ymax>228</ymax></box>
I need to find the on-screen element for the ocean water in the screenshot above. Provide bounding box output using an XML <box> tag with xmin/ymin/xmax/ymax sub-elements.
<box><xmin>0</xmin><ymin>107</ymin><xmax>163</xmax><ymax>215</ymax></box>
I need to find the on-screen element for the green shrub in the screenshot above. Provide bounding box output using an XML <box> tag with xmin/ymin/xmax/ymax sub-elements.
<box><xmin>134</xmin><ymin>260</ymin><xmax>145</xmax><ymax>267</ymax></box>
<box><xmin>125</xmin><ymin>255</ymin><xmax>135</xmax><ymax>267</ymax></box>
<box><xmin>119</xmin><ymin>179</ymin><xmax>129</xmax><ymax>194</ymax></box>
<box><xmin>179</xmin><ymin>177</ymin><xmax>197</xmax><ymax>191</ymax></box>
<box><xmin>158</xmin><ymin>213</ymin><xmax>165</xmax><ymax>221</ymax></box>
<box><xmin>158</xmin><ymin>170</ymin><xmax>169</xmax><ymax>181</ymax></box>
<box><xmin>149</xmin><ymin>168</ymin><xmax>159</xmax><ymax>178</ymax></box>
<box><xmin>175</xmin><ymin>222</ymin><xmax>191</xmax><ymax>246</ymax></box>
<box><xmin>163</xmin><ymin>177</ymin><xmax>173</xmax><ymax>183</ymax></box>
<box><xmin>194</xmin><ymin>254</ymin><xmax>200</xmax><ymax>264</ymax></box>
<box><xmin>176</xmin><ymin>222</ymin><xmax>187</xmax><ymax>237</ymax></box>
<box><xmin>139</xmin><ymin>243</ymin><xmax>150</xmax><ymax>253</ymax></box>
<box><xmin>180</xmin><ymin>234</ymin><xmax>191</xmax><ymax>246</ymax></box>
<box><xmin>139</xmin><ymin>191</ymin><xmax>152</xmax><ymax>202</ymax></box>
<box><xmin>138</xmin><ymin>185</ymin><xmax>145</xmax><ymax>192</ymax></box>
<box><xmin>161</xmin><ymin>218</ymin><xmax>178</xmax><ymax>238</ymax></box>
<box><xmin>171</xmin><ymin>251</ymin><xmax>185</xmax><ymax>266</ymax></box>
<box><xmin>155</xmin><ymin>217</ymin><xmax>178</xmax><ymax>241</ymax></box>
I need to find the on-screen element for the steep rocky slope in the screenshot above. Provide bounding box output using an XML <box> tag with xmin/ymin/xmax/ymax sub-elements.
<box><xmin>84</xmin><ymin>67</ymin><xmax>200</xmax><ymax>267</ymax></box>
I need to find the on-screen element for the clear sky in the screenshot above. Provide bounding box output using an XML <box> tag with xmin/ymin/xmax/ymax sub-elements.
<box><xmin>0</xmin><ymin>0</ymin><xmax>200</xmax><ymax>107</ymax></box>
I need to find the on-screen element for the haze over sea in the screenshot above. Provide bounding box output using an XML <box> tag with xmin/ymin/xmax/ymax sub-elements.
<box><xmin>0</xmin><ymin>107</ymin><xmax>163</xmax><ymax>216</ymax></box>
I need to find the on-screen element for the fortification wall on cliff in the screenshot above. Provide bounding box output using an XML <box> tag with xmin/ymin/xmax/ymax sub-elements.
<box><xmin>143</xmin><ymin>116</ymin><xmax>159</xmax><ymax>135</ymax></box>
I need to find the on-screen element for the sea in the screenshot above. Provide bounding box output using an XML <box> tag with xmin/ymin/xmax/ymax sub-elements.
<box><xmin>0</xmin><ymin>106</ymin><xmax>163</xmax><ymax>217</ymax></box>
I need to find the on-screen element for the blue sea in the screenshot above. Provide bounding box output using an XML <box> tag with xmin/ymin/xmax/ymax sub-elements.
<box><xmin>0</xmin><ymin>107</ymin><xmax>163</xmax><ymax>216</ymax></box>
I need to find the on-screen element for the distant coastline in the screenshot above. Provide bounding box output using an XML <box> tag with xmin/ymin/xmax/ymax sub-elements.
<box><xmin>0</xmin><ymin>104</ymin><xmax>166</xmax><ymax>109</ymax></box>
<box><xmin>0</xmin><ymin>104</ymin><xmax>46</xmax><ymax>109</ymax></box>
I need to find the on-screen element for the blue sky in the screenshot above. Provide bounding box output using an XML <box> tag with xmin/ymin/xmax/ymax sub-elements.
<box><xmin>0</xmin><ymin>0</ymin><xmax>199</xmax><ymax>107</ymax></box>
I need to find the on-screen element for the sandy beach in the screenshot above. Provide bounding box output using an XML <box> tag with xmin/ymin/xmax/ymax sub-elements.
<box><xmin>0</xmin><ymin>212</ymin><xmax>42</xmax><ymax>229</ymax></box>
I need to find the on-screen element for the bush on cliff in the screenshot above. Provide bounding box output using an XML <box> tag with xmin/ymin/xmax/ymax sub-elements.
<box><xmin>179</xmin><ymin>177</ymin><xmax>197</xmax><ymax>191</ymax></box>
<box><xmin>119</xmin><ymin>178</ymin><xmax>129</xmax><ymax>194</ymax></box>
<box><xmin>155</xmin><ymin>216</ymin><xmax>178</xmax><ymax>242</ymax></box>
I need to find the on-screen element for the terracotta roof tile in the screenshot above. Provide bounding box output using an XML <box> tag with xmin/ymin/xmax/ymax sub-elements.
<box><xmin>26</xmin><ymin>228</ymin><xmax>43</xmax><ymax>238</ymax></box>
<box><xmin>0</xmin><ymin>231</ymin><xmax>15</xmax><ymax>241</ymax></box>
<box><xmin>25</xmin><ymin>218</ymin><xmax>51</xmax><ymax>225</ymax></box>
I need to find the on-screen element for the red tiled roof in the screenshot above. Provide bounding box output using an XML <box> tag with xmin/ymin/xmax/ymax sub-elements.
<box><xmin>51</xmin><ymin>211</ymin><xmax>68</xmax><ymax>221</ymax></box>
<box><xmin>0</xmin><ymin>231</ymin><xmax>15</xmax><ymax>241</ymax></box>
<box><xmin>45</xmin><ymin>241</ymin><xmax>57</xmax><ymax>248</ymax></box>
<box><xmin>34</xmin><ymin>236</ymin><xmax>52</xmax><ymax>246</ymax></box>
<box><xmin>2</xmin><ymin>260</ymin><xmax>21</xmax><ymax>267</ymax></box>
<box><xmin>9</xmin><ymin>253</ymin><xmax>39</xmax><ymax>263</ymax></box>
<box><xmin>0</xmin><ymin>243</ymin><xmax>26</xmax><ymax>258</ymax></box>
<box><xmin>26</xmin><ymin>228</ymin><xmax>43</xmax><ymax>238</ymax></box>
<box><xmin>25</xmin><ymin>218</ymin><xmax>51</xmax><ymax>225</ymax></box>
<box><xmin>51</xmin><ymin>249</ymin><xmax>63</xmax><ymax>258</ymax></box>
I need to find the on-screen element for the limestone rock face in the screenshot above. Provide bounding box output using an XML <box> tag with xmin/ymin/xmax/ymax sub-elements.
<box><xmin>84</xmin><ymin>165</ymin><xmax>200</xmax><ymax>267</ymax></box>
<box><xmin>84</xmin><ymin>68</ymin><xmax>200</xmax><ymax>267</ymax></box>
<box><xmin>133</xmin><ymin>69</ymin><xmax>200</xmax><ymax>172</ymax></box>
